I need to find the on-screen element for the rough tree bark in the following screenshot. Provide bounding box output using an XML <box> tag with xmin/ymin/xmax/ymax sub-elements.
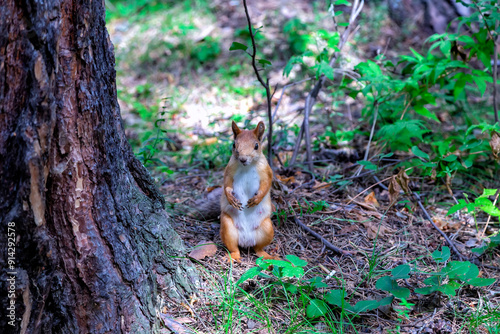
<box><xmin>0</xmin><ymin>0</ymin><xmax>198</xmax><ymax>333</ymax></box>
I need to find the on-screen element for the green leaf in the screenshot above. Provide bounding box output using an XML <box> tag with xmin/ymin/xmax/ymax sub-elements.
<box><xmin>265</xmin><ymin>259</ymin><xmax>293</xmax><ymax>268</ymax></box>
<box><xmin>479</xmin><ymin>189</ymin><xmax>498</xmax><ymax>198</ymax></box>
<box><xmin>314</xmin><ymin>60</ymin><xmax>335</xmax><ymax>80</ymax></box>
<box><xmin>454</xmin><ymin>73</ymin><xmax>467</xmax><ymax>99</ymax></box>
<box><xmin>458</xmin><ymin>35</ymin><xmax>475</xmax><ymax>45</ymax></box>
<box><xmin>257</xmin><ymin>59</ymin><xmax>272</xmax><ymax>66</ymax></box>
<box><xmin>286</xmin><ymin>254</ymin><xmax>308</xmax><ymax>267</ymax></box>
<box><xmin>415</xmin><ymin>286</ymin><xmax>437</xmax><ymax>295</ymax></box>
<box><xmin>375</xmin><ymin>276</ymin><xmax>410</xmax><ymax>299</ymax></box>
<box><xmin>414</xmin><ymin>105</ymin><xmax>439</xmax><ymax>122</ymax></box>
<box><xmin>459</xmin><ymin>140</ymin><xmax>483</xmax><ymax>151</ymax></box>
<box><xmin>305</xmin><ymin>276</ymin><xmax>329</xmax><ymax>288</ymax></box>
<box><xmin>392</xmin><ymin>264</ymin><xmax>411</xmax><ymax>279</ymax></box>
<box><xmin>467</xmin><ymin>277</ymin><xmax>496</xmax><ymax>287</ymax></box>
<box><xmin>352</xmin><ymin>297</ymin><xmax>393</xmax><ymax>313</ymax></box>
<box><xmin>439</xmin><ymin>40</ymin><xmax>451</xmax><ymax>56</ymax></box>
<box><xmin>324</xmin><ymin>290</ymin><xmax>345</xmax><ymax>307</ymax></box>
<box><xmin>327</xmin><ymin>33</ymin><xmax>340</xmax><ymax>49</ymax></box>
<box><xmin>375</xmin><ymin>276</ymin><xmax>394</xmax><ymax>291</ymax></box>
<box><xmin>471</xmin><ymin>244</ymin><xmax>488</xmax><ymax>255</ymax></box>
<box><xmin>284</xmin><ymin>282</ymin><xmax>298</xmax><ymax>293</ymax></box>
<box><xmin>441</xmin><ymin>261</ymin><xmax>471</xmax><ymax>279</ymax></box>
<box><xmin>491</xmin><ymin>234</ymin><xmax>500</xmax><ymax>243</ymax></box>
<box><xmin>437</xmin><ymin>281</ymin><xmax>461</xmax><ymax>296</ymax></box>
<box><xmin>410</xmin><ymin>48</ymin><xmax>424</xmax><ymax>62</ymax></box>
<box><xmin>447</xmin><ymin>199</ymin><xmax>468</xmax><ymax>215</ymax></box>
<box><xmin>283</xmin><ymin>55</ymin><xmax>304</xmax><ymax>77</ymax></box>
<box><xmin>256</xmin><ymin>256</ymin><xmax>272</xmax><ymax>270</ymax></box>
<box><xmin>357</xmin><ymin>160</ymin><xmax>378</xmax><ymax>170</ymax></box>
<box><xmin>463</xmin><ymin>262</ymin><xmax>480</xmax><ymax>280</ymax></box>
<box><xmin>412</xmin><ymin>146</ymin><xmax>430</xmax><ymax>160</ymax></box>
<box><xmin>473</xmin><ymin>75</ymin><xmax>487</xmax><ymax>96</ymax></box>
<box><xmin>432</xmin><ymin>247</ymin><xmax>450</xmax><ymax>263</ymax></box>
<box><xmin>442</xmin><ymin>154</ymin><xmax>458</xmax><ymax>162</ymax></box>
<box><xmin>352</xmin><ymin>300</ymin><xmax>382</xmax><ymax>313</ymax></box>
<box><xmin>282</xmin><ymin>266</ymin><xmax>305</xmax><ymax>279</ymax></box>
<box><xmin>391</xmin><ymin>287</ymin><xmax>411</xmax><ymax>299</ymax></box>
<box><xmin>306</xmin><ymin>299</ymin><xmax>328</xmax><ymax>318</ymax></box>
<box><xmin>334</xmin><ymin>0</ymin><xmax>351</xmax><ymax>5</ymax></box>
<box><xmin>229</xmin><ymin>42</ymin><xmax>248</xmax><ymax>51</ymax></box>
<box><xmin>237</xmin><ymin>267</ymin><xmax>262</xmax><ymax>285</ymax></box>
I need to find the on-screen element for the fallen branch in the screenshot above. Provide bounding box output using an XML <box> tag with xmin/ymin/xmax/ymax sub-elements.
<box><xmin>293</xmin><ymin>216</ymin><xmax>354</xmax><ymax>256</ymax></box>
<box><xmin>412</xmin><ymin>192</ymin><xmax>466</xmax><ymax>261</ymax></box>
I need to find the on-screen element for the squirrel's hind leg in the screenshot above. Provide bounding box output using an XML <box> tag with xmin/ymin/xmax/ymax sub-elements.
<box><xmin>220</xmin><ymin>212</ymin><xmax>242</xmax><ymax>263</ymax></box>
<box><xmin>253</xmin><ymin>217</ymin><xmax>279</xmax><ymax>260</ymax></box>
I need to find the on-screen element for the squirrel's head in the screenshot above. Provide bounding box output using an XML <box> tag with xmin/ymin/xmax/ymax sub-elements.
<box><xmin>231</xmin><ymin>120</ymin><xmax>265</xmax><ymax>166</ymax></box>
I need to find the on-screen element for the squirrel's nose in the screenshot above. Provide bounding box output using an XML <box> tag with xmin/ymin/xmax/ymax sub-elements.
<box><xmin>239</xmin><ymin>157</ymin><xmax>247</xmax><ymax>164</ymax></box>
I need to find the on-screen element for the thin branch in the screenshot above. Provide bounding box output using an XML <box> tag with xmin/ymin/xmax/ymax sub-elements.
<box><xmin>493</xmin><ymin>22</ymin><xmax>499</xmax><ymax>124</ymax></box>
<box><xmin>289</xmin><ymin>0</ymin><xmax>364</xmax><ymax>169</ymax></box>
<box><xmin>242</xmin><ymin>0</ymin><xmax>273</xmax><ymax>167</ymax></box>
<box><xmin>293</xmin><ymin>216</ymin><xmax>354</xmax><ymax>256</ymax></box>
<box><xmin>346</xmin><ymin>175</ymin><xmax>393</xmax><ymax>205</ymax></box>
<box><xmin>354</xmin><ymin>102</ymin><xmax>378</xmax><ymax>177</ymax></box>
<box><xmin>413</xmin><ymin>192</ymin><xmax>466</xmax><ymax>261</ymax></box>
<box><xmin>242</xmin><ymin>0</ymin><xmax>266</xmax><ymax>88</ymax></box>
<box><xmin>272</xmin><ymin>77</ymin><xmax>314</xmax><ymax>121</ymax></box>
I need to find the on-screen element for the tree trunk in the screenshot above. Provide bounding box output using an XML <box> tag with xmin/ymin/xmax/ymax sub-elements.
<box><xmin>388</xmin><ymin>0</ymin><xmax>471</xmax><ymax>34</ymax></box>
<box><xmin>0</xmin><ymin>0</ymin><xmax>198</xmax><ymax>333</ymax></box>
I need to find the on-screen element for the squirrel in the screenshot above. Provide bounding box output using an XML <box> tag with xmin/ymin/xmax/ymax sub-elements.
<box><xmin>220</xmin><ymin>121</ymin><xmax>277</xmax><ymax>262</ymax></box>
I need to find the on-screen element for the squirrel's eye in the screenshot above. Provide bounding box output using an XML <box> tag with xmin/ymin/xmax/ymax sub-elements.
<box><xmin>254</xmin><ymin>143</ymin><xmax>259</xmax><ymax>150</ymax></box>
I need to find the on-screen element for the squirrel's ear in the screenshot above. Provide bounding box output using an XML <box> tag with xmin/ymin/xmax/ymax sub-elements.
<box><xmin>232</xmin><ymin>121</ymin><xmax>241</xmax><ymax>138</ymax></box>
<box><xmin>254</xmin><ymin>121</ymin><xmax>265</xmax><ymax>141</ymax></box>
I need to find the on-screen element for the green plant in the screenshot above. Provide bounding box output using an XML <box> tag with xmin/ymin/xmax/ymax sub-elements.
<box><xmin>344</xmin><ymin>0</ymin><xmax>500</xmax><ymax>185</ymax></box>
<box><xmin>283</xmin><ymin>18</ymin><xmax>312</xmax><ymax>55</ymax></box>
<box><xmin>376</xmin><ymin>247</ymin><xmax>496</xmax><ymax>299</ymax></box>
<box><xmin>239</xmin><ymin>255</ymin><xmax>392</xmax><ymax>321</ymax></box>
<box><xmin>136</xmin><ymin>116</ymin><xmax>175</xmax><ymax>175</ymax></box>
<box><xmin>448</xmin><ymin>188</ymin><xmax>500</xmax><ymax>254</ymax></box>
<box><xmin>190</xmin><ymin>36</ymin><xmax>221</xmax><ymax>63</ymax></box>
<box><xmin>391</xmin><ymin>298</ymin><xmax>414</xmax><ymax>334</ymax></box>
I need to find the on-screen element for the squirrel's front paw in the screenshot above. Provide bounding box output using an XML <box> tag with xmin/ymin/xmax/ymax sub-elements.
<box><xmin>227</xmin><ymin>192</ymin><xmax>243</xmax><ymax>210</ymax></box>
<box><xmin>247</xmin><ymin>195</ymin><xmax>262</xmax><ymax>208</ymax></box>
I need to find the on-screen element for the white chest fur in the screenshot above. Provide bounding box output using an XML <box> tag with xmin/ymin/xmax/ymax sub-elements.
<box><xmin>228</xmin><ymin>164</ymin><xmax>271</xmax><ymax>247</ymax></box>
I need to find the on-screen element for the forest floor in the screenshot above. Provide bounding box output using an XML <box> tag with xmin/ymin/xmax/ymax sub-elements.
<box><xmin>106</xmin><ymin>0</ymin><xmax>500</xmax><ymax>333</ymax></box>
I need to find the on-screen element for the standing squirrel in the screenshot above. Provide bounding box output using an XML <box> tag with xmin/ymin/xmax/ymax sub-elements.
<box><xmin>220</xmin><ymin>121</ymin><xmax>277</xmax><ymax>262</ymax></box>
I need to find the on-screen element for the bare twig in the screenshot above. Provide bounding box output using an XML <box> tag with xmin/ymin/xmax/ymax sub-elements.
<box><xmin>346</xmin><ymin>175</ymin><xmax>393</xmax><ymax>204</ymax></box>
<box><xmin>242</xmin><ymin>0</ymin><xmax>273</xmax><ymax>166</ymax></box>
<box><xmin>413</xmin><ymin>192</ymin><xmax>466</xmax><ymax>261</ymax></box>
<box><xmin>493</xmin><ymin>22</ymin><xmax>499</xmax><ymax>124</ymax></box>
<box><xmin>293</xmin><ymin>216</ymin><xmax>354</xmax><ymax>256</ymax></box>
<box><xmin>354</xmin><ymin>102</ymin><xmax>378</xmax><ymax>177</ymax></box>
<box><xmin>289</xmin><ymin>0</ymin><xmax>364</xmax><ymax>170</ymax></box>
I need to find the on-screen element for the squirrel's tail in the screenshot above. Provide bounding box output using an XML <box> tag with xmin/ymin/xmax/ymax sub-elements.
<box><xmin>189</xmin><ymin>186</ymin><xmax>223</xmax><ymax>221</ymax></box>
